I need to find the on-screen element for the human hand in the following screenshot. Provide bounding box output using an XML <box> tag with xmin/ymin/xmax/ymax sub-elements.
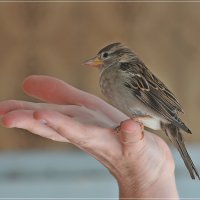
<box><xmin>0</xmin><ymin>75</ymin><xmax>179</xmax><ymax>199</ymax></box>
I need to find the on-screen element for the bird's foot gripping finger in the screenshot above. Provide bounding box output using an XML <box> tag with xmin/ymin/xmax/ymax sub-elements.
<box><xmin>131</xmin><ymin>117</ymin><xmax>148</xmax><ymax>140</ymax></box>
<box><xmin>114</xmin><ymin>125</ymin><xmax>121</xmax><ymax>134</ymax></box>
<box><xmin>113</xmin><ymin>119</ymin><xmax>145</xmax><ymax>141</ymax></box>
<box><xmin>134</xmin><ymin>121</ymin><xmax>144</xmax><ymax>140</ymax></box>
<box><xmin>113</xmin><ymin>120</ymin><xmax>133</xmax><ymax>134</ymax></box>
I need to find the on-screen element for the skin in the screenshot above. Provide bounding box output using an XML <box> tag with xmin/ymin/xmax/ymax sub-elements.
<box><xmin>0</xmin><ymin>75</ymin><xmax>179</xmax><ymax>199</ymax></box>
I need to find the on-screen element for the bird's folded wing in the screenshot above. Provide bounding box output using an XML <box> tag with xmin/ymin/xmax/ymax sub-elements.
<box><xmin>121</xmin><ymin>62</ymin><xmax>190</xmax><ymax>133</ymax></box>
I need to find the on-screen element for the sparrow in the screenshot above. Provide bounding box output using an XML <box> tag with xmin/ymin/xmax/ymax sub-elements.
<box><xmin>84</xmin><ymin>42</ymin><xmax>199</xmax><ymax>180</ymax></box>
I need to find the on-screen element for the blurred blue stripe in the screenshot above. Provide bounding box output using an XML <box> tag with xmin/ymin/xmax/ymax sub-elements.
<box><xmin>0</xmin><ymin>145</ymin><xmax>199</xmax><ymax>198</ymax></box>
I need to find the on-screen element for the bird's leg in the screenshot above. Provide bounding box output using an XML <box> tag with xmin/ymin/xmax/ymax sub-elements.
<box><xmin>114</xmin><ymin>125</ymin><xmax>121</xmax><ymax>134</ymax></box>
<box><xmin>132</xmin><ymin>118</ymin><xmax>145</xmax><ymax>140</ymax></box>
<box><xmin>131</xmin><ymin>115</ymin><xmax>152</xmax><ymax>140</ymax></box>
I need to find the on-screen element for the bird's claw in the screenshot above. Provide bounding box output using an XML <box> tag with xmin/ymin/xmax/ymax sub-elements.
<box><xmin>113</xmin><ymin>119</ymin><xmax>145</xmax><ymax>140</ymax></box>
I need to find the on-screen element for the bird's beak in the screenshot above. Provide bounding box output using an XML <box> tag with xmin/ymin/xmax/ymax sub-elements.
<box><xmin>84</xmin><ymin>57</ymin><xmax>103</xmax><ymax>68</ymax></box>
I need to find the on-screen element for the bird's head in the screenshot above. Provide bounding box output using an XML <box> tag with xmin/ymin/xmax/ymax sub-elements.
<box><xmin>84</xmin><ymin>42</ymin><xmax>134</xmax><ymax>71</ymax></box>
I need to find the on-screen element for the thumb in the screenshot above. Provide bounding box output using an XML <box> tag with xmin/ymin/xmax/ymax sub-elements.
<box><xmin>118</xmin><ymin>119</ymin><xmax>144</xmax><ymax>145</ymax></box>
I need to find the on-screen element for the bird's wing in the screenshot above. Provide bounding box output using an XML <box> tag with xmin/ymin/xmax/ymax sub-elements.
<box><xmin>120</xmin><ymin>61</ymin><xmax>191</xmax><ymax>133</ymax></box>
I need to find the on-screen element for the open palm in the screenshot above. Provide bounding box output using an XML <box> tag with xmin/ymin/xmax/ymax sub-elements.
<box><xmin>0</xmin><ymin>75</ymin><xmax>177</xmax><ymax>198</ymax></box>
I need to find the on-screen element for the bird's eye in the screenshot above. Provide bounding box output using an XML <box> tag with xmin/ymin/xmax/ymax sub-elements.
<box><xmin>102</xmin><ymin>52</ymin><xmax>109</xmax><ymax>59</ymax></box>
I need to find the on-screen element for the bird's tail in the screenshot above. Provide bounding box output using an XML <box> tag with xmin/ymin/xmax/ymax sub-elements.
<box><xmin>161</xmin><ymin>123</ymin><xmax>200</xmax><ymax>180</ymax></box>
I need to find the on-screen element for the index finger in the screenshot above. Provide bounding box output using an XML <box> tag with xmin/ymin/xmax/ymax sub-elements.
<box><xmin>23</xmin><ymin>75</ymin><xmax>94</xmax><ymax>106</ymax></box>
<box><xmin>23</xmin><ymin>75</ymin><xmax>128</xmax><ymax>123</ymax></box>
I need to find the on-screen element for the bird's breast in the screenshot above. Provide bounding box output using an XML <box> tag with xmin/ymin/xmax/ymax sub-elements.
<box><xmin>100</xmin><ymin>68</ymin><xmax>138</xmax><ymax>116</ymax></box>
<box><xmin>99</xmin><ymin>67</ymin><xmax>162</xmax><ymax>130</ymax></box>
<box><xmin>100</xmin><ymin>68</ymin><xmax>123</xmax><ymax>102</ymax></box>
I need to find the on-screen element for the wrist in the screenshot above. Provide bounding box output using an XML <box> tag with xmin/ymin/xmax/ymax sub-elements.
<box><xmin>116</xmin><ymin>164</ymin><xmax>179</xmax><ymax>199</ymax></box>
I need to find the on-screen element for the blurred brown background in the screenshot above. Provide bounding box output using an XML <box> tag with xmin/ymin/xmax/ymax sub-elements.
<box><xmin>0</xmin><ymin>2</ymin><xmax>199</xmax><ymax>150</ymax></box>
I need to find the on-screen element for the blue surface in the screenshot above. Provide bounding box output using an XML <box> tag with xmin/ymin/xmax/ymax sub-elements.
<box><xmin>0</xmin><ymin>146</ymin><xmax>199</xmax><ymax>199</ymax></box>
<box><xmin>0</xmin><ymin>150</ymin><xmax>118</xmax><ymax>198</ymax></box>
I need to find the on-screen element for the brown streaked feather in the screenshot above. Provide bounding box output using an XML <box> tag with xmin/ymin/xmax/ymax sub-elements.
<box><xmin>121</xmin><ymin>59</ymin><xmax>183</xmax><ymax>113</ymax></box>
<box><xmin>120</xmin><ymin>60</ymin><xmax>191</xmax><ymax>133</ymax></box>
<box><xmin>144</xmin><ymin>68</ymin><xmax>184</xmax><ymax>113</ymax></box>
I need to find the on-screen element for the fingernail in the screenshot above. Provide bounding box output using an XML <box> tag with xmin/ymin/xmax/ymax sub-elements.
<box><xmin>0</xmin><ymin>117</ymin><xmax>14</xmax><ymax>128</ymax></box>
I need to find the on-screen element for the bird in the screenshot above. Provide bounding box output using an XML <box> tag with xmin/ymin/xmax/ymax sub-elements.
<box><xmin>84</xmin><ymin>42</ymin><xmax>199</xmax><ymax>180</ymax></box>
